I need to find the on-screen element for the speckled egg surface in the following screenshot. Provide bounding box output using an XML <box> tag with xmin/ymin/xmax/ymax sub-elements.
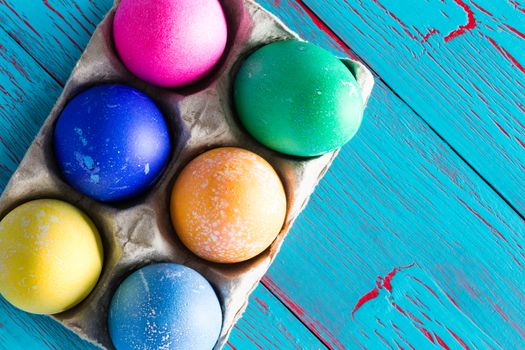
<box><xmin>0</xmin><ymin>199</ymin><xmax>103</xmax><ymax>315</ymax></box>
<box><xmin>170</xmin><ymin>147</ymin><xmax>287</xmax><ymax>263</ymax></box>
<box><xmin>108</xmin><ymin>263</ymin><xmax>222</xmax><ymax>350</ymax></box>
<box><xmin>113</xmin><ymin>0</ymin><xmax>228</xmax><ymax>87</ymax></box>
<box><xmin>53</xmin><ymin>84</ymin><xmax>171</xmax><ymax>202</ymax></box>
<box><xmin>234</xmin><ymin>40</ymin><xmax>364</xmax><ymax>157</ymax></box>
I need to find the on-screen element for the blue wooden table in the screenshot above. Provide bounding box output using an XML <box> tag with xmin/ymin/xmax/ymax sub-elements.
<box><xmin>0</xmin><ymin>0</ymin><xmax>524</xmax><ymax>349</ymax></box>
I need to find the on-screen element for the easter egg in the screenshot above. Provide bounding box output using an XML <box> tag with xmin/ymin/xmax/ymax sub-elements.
<box><xmin>0</xmin><ymin>199</ymin><xmax>103</xmax><ymax>314</ymax></box>
<box><xmin>234</xmin><ymin>40</ymin><xmax>364</xmax><ymax>157</ymax></box>
<box><xmin>54</xmin><ymin>84</ymin><xmax>171</xmax><ymax>202</ymax></box>
<box><xmin>108</xmin><ymin>263</ymin><xmax>222</xmax><ymax>350</ymax></box>
<box><xmin>113</xmin><ymin>0</ymin><xmax>228</xmax><ymax>87</ymax></box>
<box><xmin>170</xmin><ymin>147</ymin><xmax>287</xmax><ymax>263</ymax></box>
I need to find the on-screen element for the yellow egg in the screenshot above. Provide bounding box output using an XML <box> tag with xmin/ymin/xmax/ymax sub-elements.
<box><xmin>0</xmin><ymin>199</ymin><xmax>104</xmax><ymax>314</ymax></box>
<box><xmin>170</xmin><ymin>147</ymin><xmax>287</xmax><ymax>263</ymax></box>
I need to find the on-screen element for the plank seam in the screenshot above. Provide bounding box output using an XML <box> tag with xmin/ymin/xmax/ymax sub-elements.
<box><xmin>0</xmin><ymin>25</ymin><xmax>64</xmax><ymax>87</ymax></box>
<box><xmin>261</xmin><ymin>281</ymin><xmax>332</xmax><ymax>350</ymax></box>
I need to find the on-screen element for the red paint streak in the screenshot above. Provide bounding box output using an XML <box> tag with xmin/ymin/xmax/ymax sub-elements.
<box><xmin>370</xmin><ymin>0</ymin><xmax>418</xmax><ymax>41</ymax></box>
<box><xmin>227</xmin><ymin>341</ymin><xmax>237</xmax><ymax>350</ymax></box>
<box><xmin>235</xmin><ymin>327</ymin><xmax>263</xmax><ymax>350</ymax></box>
<box><xmin>351</xmin><ymin>288</ymin><xmax>380</xmax><ymax>317</ymax></box>
<box><xmin>444</xmin><ymin>0</ymin><xmax>476</xmax><ymax>42</ymax></box>
<box><xmin>0</xmin><ymin>84</ymin><xmax>13</xmax><ymax>98</ymax></box>
<box><xmin>493</xmin><ymin>120</ymin><xmax>510</xmax><ymax>138</ymax></box>
<box><xmin>418</xmin><ymin>327</ymin><xmax>435</xmax><ymax>343</ymax></box>
<box><xmin>391</xmin><ymin>323</ymin><xmax>401</xmax><ymax>331</ymax></box>
<box><xmin>293</xmin><ymin>0</ymin><xmax>354</xmax><ymax>57</ymax></box>
<box><xmin>492</xmin><ymin>302</ymin><xmax>509</xmax><ymax>321</ymax></box>
<box><xmin>406</xmin><ymin>311</ymin><xmax>424</xmax><ymax>325</ymax></box>
<box><xmin>42</xmin><ymin>0</ymin><xmax>78</xmax><ymax>35</ymax></box>
<box><xmin>255</xmin><ymin>297</ymin><xmax>269</xmax><ymax>313</ymax></box>
<box><xmin>273</xmin><ymin>0</ymin><xmax>281</xmax><ymax>5</ymax></box>
<box><xmin>515</xmin><ymin>137</ymin><xmax>525</xmax><ymax>150</ymax></box>
<box><xmin>421</xmin><ymin>29</ymin><xmax>440</xmax><ymax>42</ymax></box>
<box><xmin>484</xmin><ymin>35</ymin><xmax>525</xmax><ymax>74</ymax></box>
<box><xmin>262</xmin><ymin>277</ymin><xmax>346</xmax><ymax>350</ymax></box>
<box><xmin>509</xmin><ymin>0</ymin><xmax>525</xmax><ymax>13</ymax></box>
<box><xmin>374</xmin><ymin>330</ymin><xmax>395</xmax><ymax>349</ymax></box>
<box><xmin>409</xmin><ymin>276</ymin><xmax>439</xmax><ymax>298</ymax></box>
<box><xmin>471</xmin><ymin>2</ymin><xmax>493</xmax><ymax>16</ymax></box>
<box><xmin>405</xmin><ymin>294</ymin><xmax>421</xmax><ymax>308</ymax></box>
<box><xmin>384</xmin><ymin>265</ymin><xmax>413</xmax><ymax>292</ymax></box>
<box><xmin>447</xmin><ymin>327</ymin><xmax>470</xmax><ymax>349</ymax></box>
<box><xmin>503</xmin><ymin>24</ymin><xmax>525</xmax><ymax>40</ymax></box>
<box><xmin>88</xmin><ymin>0</ymin><xmax>104</xmax><ymax>13</ymax></box>
<box><xmin>444</xmin><ymin>291</ymin><xmax>460</xmax><ymax>309</ymax></box>
<box><xmin>54</xmin><ymin>24</ymin><xmax>83</xmax><ymax>52</ymax></box>
<box><xmin>73</xmin><ymin>2</ymin><xmax>96</xmax><ymax>27</ymax></box>
<box><xmin>434</xmin><ymin>333</ymin><xmax>450</xmax><ymax>350</ymax></box>
<box><xmin>71</xmin><ymin>16</ymin><xmax>91</xmax><ymax>36</ymax></box>
<box><xmin>457</xmin><ymin>197</ymin><xmax>509</xmax><ymax>243</ymax></box>
<box><xmin>8</xmin><ymin>57</ymin><xmax>31</xmax><ymax>82</ymax></box>
<box><xmin>352</xmin><ymin>264</ymin><xmax>414</xmax><ymax>318</ymax></box>
<box><xmin>420</xmin><ymin>311</ymin><xmax>431</xmax><ymax>321</ymax></box>
<box><xmin>392</xmin><ymin>302</ymin><xmax>407</xmax><ymax>316</ymax></box>
<box><xmin>0</xmin><ymin>0</ymin><xmax>42</xmax><ymax>38</ymax></box>
<box><xmin>52</xmin><ymin>36</ymin><xmax>72</xmax><ymax>61</ymax></box>
<box><xmin>394</xmin><ymin>340</ymin><xmax>404</xmax><ymax>350</ymax></box>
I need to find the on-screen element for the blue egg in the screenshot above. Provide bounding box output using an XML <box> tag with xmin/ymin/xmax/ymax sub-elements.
<box><xmin>108</xmin><ymin>263</ymin><xmax>222</xmax><ymax>350</ymax></box>
<box><xmin>53</xmin><ymin>84</ymin><xmax>171</xmax><ymax>202</ymax></box>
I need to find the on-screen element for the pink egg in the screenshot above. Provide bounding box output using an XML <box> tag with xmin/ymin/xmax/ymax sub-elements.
<box><xmin>113</xmin><ymin>0</ymin><xmax>228</xmax><ymax>88</ymax></box>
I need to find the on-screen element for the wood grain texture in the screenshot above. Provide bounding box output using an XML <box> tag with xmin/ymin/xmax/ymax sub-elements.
<box><xmin>1</xmin><ymin>0</ymin><xmax>524</xmax><ymax>349</ymax></box>
<box><xmin>227</xmin><ymin>287</ymin><xmax>326</xmax><ymax>350</ymax></box>
<box><xmin>0</xmin><ymin>14</ymin><xmax>323</xmax><ymax>350</ymax></box>
<box><xmin>0</xmin><ymin>0</ymin><xmax>112</xmax><ymax>84</ymax></box>
<box><xmin>254</xmin><ymin>1</ymin><xmax>525</xmax><ymax>348</ymax></box>
<box><xmin>348</xmin><ymin>264</ymin><xmax>499</xmax><ymax>349</ymax></box>
<box><xmin>0</xmin><ymin>32</ymin><xmax>61</xmax><ymax>192</ymax></box>
<box><xmin>297</xmin><ymin>0</ymin><xmax>525</xmax><ymax>215</ymax></box>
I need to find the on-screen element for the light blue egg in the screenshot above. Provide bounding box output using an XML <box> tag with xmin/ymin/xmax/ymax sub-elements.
<box><xmin>108</xmin><ymin>263</ymin><xmax>222</xmax><ymax>350</ymax></box>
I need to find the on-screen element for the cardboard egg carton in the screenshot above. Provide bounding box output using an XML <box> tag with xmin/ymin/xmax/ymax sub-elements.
<box><xmin>0</xmin><ymin>0</ymin><xmax>374</xmax><ymax>348</ymax></box>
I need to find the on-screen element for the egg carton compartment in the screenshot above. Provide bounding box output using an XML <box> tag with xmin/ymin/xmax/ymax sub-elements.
<box><xmin>0</xmin><ymin>0</ymin><xmax>374</xmax><ymax>349</ymax></box>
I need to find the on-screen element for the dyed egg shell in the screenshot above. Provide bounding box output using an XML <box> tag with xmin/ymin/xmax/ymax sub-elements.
<box><xmin>54</xmin><ymin>84</ymin><xmax>171</xmax><ymax>202</ymax></box>
<box><xmin>108</xmin><ymin>263</ymin><xmax>222</xmax><ymax>350</ymax></box>
<box><xmin>113</xmin><ymin>0</ymin><xmax>228</xmax><ymax>87</ymax></box>
<box><xmin>170</xmin><ymin>147</ymin><xmax>287</xmax><ymax>263</ymax></box>
<box><xmin>234</xmin><ymin>40</ymin><xmax>364</xmax><ymax>157</ymax></box>
<box><xmin>0</xmin><ymin>199</ymin><xmax>103</xmax><ymax>314</ymax></box>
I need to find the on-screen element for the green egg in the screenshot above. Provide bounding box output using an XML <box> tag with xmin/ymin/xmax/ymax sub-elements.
<box><xmin>234</xmin><ymin>40</ymin><xmax>364</xmax><ymax>157</ymax></box>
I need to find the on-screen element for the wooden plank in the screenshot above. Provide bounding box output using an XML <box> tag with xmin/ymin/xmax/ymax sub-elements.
<box><xmin>0</xmin><ymin>27</ymin><xmax>324</xmax><ymax>350</ymax></box>
<box><xmin>296</xmin><ymin>0</ymin><xmax>525</xmax><ymax>215</ymax></box>
<box><xmin>253</xmin><ymin>2</ymin><xmax>525</xmax><ymax>348</ymax></box>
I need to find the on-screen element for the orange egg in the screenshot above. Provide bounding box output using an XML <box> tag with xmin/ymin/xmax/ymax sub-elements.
<box><xmin>170</xmin><ymin>147</ymin><xmax>287</xmax><ymax>263</ymax></box>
